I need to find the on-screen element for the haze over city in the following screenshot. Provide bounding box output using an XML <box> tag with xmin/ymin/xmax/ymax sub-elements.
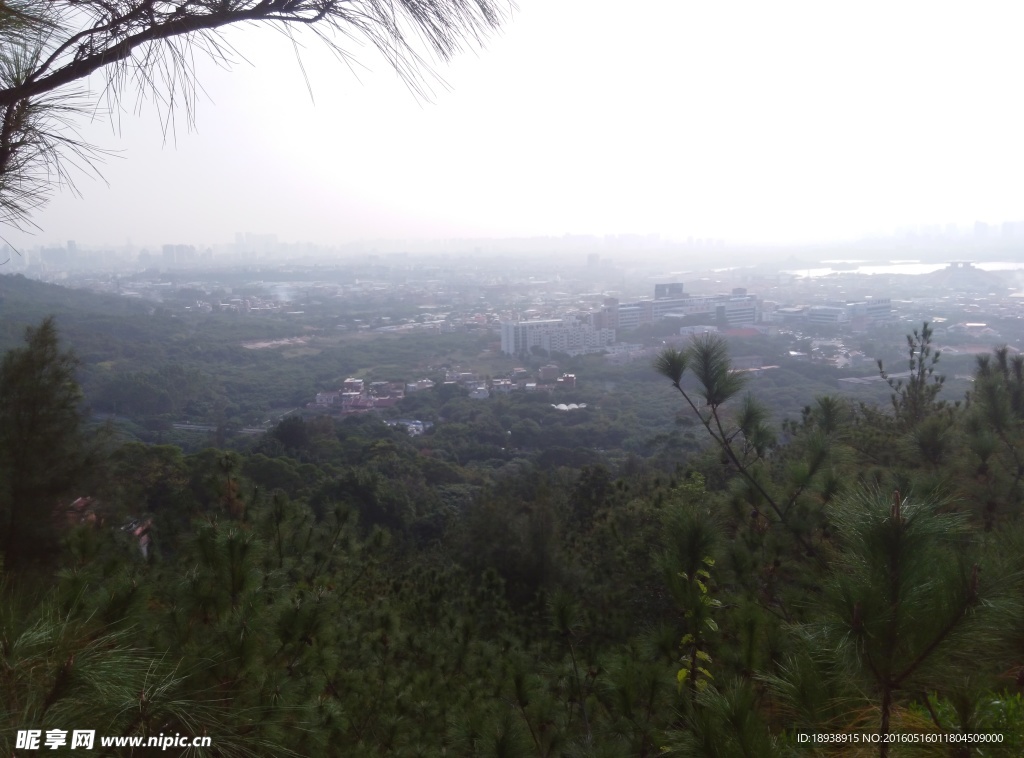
<box><xmin>6</xmin><ymin>0</ymin><xmax>1024</xmax><ymax>252</ymax></box>
<box><xmin>11</xmin><ymin>0</ymin><xmax>1024</xmax><ymax>749</ymax></box>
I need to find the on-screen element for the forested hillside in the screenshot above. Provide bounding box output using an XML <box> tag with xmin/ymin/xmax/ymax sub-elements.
<box><xmin>0</xmin><ymin>273</ymin><xmax>911</xmax><ymax>460</ymax></box>
<box><xmin>3</xmin><ymin>309</ymin><xmax>1024</xmax><ymax>756</ymax></box>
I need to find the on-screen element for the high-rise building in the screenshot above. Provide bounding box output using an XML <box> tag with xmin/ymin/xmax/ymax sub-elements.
<box><xmin>500</xmin><ymin>319</ymin><xmax>615</xmax><ymax>356</ymax></box>
<box><xmin>595</xmin><ymin>298</ymin><xmax>620</xmax><ymax>332</ymax></box>
<box><xmin>500</xmin><ymin>320</ymin><xmax>563</xmax><ymax>355</ymax></box>
<box><xmin>655</xmin><ymin>282</ymin><xmax>685</xmax><ymax>299</ymax></box>
<box><xmin>715</xmin><ymin>297</ymin><xmax>759</xmax><ymax>326</ymax></box>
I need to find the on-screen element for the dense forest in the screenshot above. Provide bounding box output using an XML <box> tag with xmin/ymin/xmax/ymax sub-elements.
<box><xmin>3</xmin><ymin>298</ymin><xmax>1024</xmax><ymax>755</ymax></box>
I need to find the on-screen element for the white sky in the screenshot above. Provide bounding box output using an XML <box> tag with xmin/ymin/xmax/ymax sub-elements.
<box><xmin>8</xmin><ymin>0</ymin><xmax>1024</xmax><ymax>249</ymax></box>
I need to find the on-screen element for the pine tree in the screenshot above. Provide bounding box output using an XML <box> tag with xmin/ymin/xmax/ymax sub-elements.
<box><xmin>770</xmin><ymin>489</ymin><xmax>1023</xmax><ymax>755</ymax></box>
<box><xmin>0</xmin><ymin>317</ymin><xmax>88</xmax><ymax>570</ymax></box>
<box><xmin>878</xmin><ymin>322</ymin><xmax>947</xmax><ymax>428</ymax></box>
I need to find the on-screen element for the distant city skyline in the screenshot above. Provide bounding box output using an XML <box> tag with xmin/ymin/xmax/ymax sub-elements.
<box><xmin>11</xmin><ymin>219</ymin><xmax>1024</xmax><ymax>257</ymax></box>
<box><xmin>4</xmin><ymin>1</ymin><xmax>1024</xmax><ymax>251</ymax></box>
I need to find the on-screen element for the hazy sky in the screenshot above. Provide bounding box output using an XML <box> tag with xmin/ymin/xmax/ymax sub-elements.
<box><xmin>8</xmin><ymin>0</ymin><xmax>1024</xmax><ymax>249</ymax></box>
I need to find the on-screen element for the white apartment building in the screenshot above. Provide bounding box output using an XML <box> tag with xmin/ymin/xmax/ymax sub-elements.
<box><xmin>807</xmin><ymin>306</ymin><xmax>849</xmax><ymax>325</ymax></box>
<box><xmin>600</xmin><ymin>285</ymin><xmax>761</xmax><ymax>333</ymax></box>
<box><xmin>500</xmin><ymin>319</ymin><xmax>615</xmax><ymax>356</ymax></box>
<box><xmin>715</xmin><ymin>297</ymin><xmax>759</xmax><ymax>326</ymax></box>
<box><xmin>500</xmin><ymin>319</ymin><xmax>563</xmax><ymax>355</ymax></box>
<box><xmin>847</xmin><ymin>298</ymin><xmax>893</xmax><ymax>325</ymax></box>
<box><xmin>540</xmin><ymin>326</ymin><xmax>616</xmax><ymax>356</ymax></box>
<box><xmin>798</xmin><ymin>299</ymin><xmax>893</xmax><ymax>328</ymax></box>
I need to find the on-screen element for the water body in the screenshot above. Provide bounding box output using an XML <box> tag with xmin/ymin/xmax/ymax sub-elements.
<box><xmin>786</xmin><ymin>261</ymin><xmax>1024</xmax><ymax>278</ymax></box>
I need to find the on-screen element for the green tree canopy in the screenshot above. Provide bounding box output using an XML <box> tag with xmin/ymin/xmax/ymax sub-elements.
<box><xmin>0</xmin><ymin>316</ymin><xmax>89</xmax><ymax>569</ymax></box>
